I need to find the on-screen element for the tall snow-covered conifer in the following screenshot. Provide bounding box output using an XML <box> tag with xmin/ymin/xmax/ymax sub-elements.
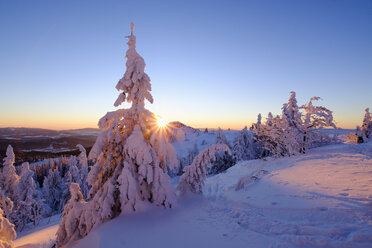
<box><xmin>57</xmin><ymin>23</ymin><xmax>178</xmax><ymax>246</ymax></box>
<box><xmin>0</xmin><ymin>145</ymin><xmax>19</xmax><ymax>203</ymax></box>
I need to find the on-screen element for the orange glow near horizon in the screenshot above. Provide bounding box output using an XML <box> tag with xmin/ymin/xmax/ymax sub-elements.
<box><xmin>0</xmin><ymin>112</ymin><xmax>361</xmax><ymax>131</ymax></box>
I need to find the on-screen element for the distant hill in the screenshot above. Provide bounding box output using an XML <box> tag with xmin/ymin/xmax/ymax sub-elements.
<box><xmin>0</xmin><ymin>123</ymin><xmax>200</xmax><ymax>165</ymax></box>
<box><xmin>0</xmin><ymin>127</ymin><xmax>101</xmax><ymax>165</ymax></box>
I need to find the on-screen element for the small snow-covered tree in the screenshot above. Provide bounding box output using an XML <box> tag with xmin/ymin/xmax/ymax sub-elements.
<box><xmin>232</xmin><ymin>126</ymin><xmax>254</xmax><ymax>162</ymax></box>
<box><xmin>56</xmin><ymin>183</ymin><xmax>85</xmax><ymax>247</ymax></box>
<box><xmin>15</xmin><ymin>162</ymin><xmax>48</xmax><ymax>230</ymax></box>
<box><xmin>43</xmin><ymin>168</ymin><xmax>63</xmax><ymax>212</ymax></box>
<box><xmin>300</xmin><ymin>96</ymin><xmax>336</xmax><ymax>150</ymax></box>
<box><xmin>60</xmin><ymin>171</ymin><xmax>73</xmax><ymax>211</ymax></box>
<box><xmin>186</xmin><ymin>143</ymin><xmax>199</xmax><ymax>166</ymax></box>
<box><xmin>0</xmin><ymin>207</ymin><xmax>16</xmax><ymax>248</ymax></box>
<box><xmin>57</xmin><ymin>23</ymin><xmax>178</xmax><ymax>246</ymax></box>
<box><xmin>215</xmin><ymin>128</ymin><xmax>228</xmax><ymax>146</ymax></box>
<box><xmin>67</xmin><ymin>156</ymin><xmax>79</xmax><ymax>183</ymax></box>
<box><xmin>0</xmin><ymin>146</ymin><xmax>19</xmax><ymax>203</ymax></box>
<box><xmin>281</xmin><ymin>91</ymin><xmax>303</xmax><ymax>153</ymax></box>
<box><xmin>356</xmin><ymin>126</ymin><xmax>363</xmax><ymax>144</ymax></box>
<box><xmin>266</xmin><ymin>112</ymin><xmax>273</xmax><ymax>127</ymax></box>
<box><xmin>177</xmin><ymin>144</ymin><xmax>231</xmax><ymax>195</ymax></box>
<box><xmin>76</xmin><ymin>144</ymin><xmax>89</xmax><ymax>199</ymax></box>
<box><xmin>178</xmin><ymin>143</ymin><xmax>199</xmax><ymax>176</ymax></box>
<box><xmin>361</xmin><ymin>108</ymin><xmax>372</xmax><ymax>142</ymax></box>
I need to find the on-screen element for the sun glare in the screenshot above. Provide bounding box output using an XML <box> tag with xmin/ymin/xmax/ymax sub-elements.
<box><xmin>157</xmin><ymin>117</ymin><xmax>168</xmax><ymax>128</ymax></box>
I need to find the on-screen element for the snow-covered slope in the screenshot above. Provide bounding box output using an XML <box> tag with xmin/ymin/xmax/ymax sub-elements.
<box><xmin>14</xmin><ymin>215</ymin><xmax>60</xmax><ymax>248</ymax></box>
<box><xmin>14</xmin><ymin>133</ymin><xmax>371</xmax><ymax>248</ymax></box>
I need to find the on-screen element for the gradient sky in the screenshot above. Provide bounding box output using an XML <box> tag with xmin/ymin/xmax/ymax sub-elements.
<box><xmin>0</xmin><ymin>0</ymin><xmax>371</xmax><ymax>130</ymax></box>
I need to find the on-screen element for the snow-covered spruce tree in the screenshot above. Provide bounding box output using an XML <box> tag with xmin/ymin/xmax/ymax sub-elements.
<box><xmin>0</xmin><ymin>146</ymin><xmax>19</xmax><ymax>204</ymax></box>
<box><xmin>215</xmin><ymin>127</ymin><xmax>228</xmax><ymax>145</ymax></box>
<box><xmin>56</xmin><ymin>23</ymin><xmax>178</xmax><ymax>246</ymax></box>
<box><xmin>60</xmin><ymin>171</ymin><xmax>73</xmax><ymax>211</ymax></box>
<box><xmin>232</xmin><ymin>126</ymin><xmax>254</xmax><ymax>162</ymax></box>
<box><xmin>266</xmin><ymin>112</ymin><xmax>273</xmax><ymax>127</ymax></box>
<box><xmin>186</xmin><ymin>143</ymin><xmax>199</xmax><ymax>167</ymax></box>
<box><xmin>56</xmin><ymin>183</ymin><xmax>85</xmax><ymax>248</ymax></box>
<box><xmin>361</xmin><ymin>108</ymin><xmax>372</xmax><ymax>142</ymax></box>
<box><xmin>178</xmin><ymin>143</ymin><xmax>199</xmax><ymax>176</ymax></box>
<box><xmin>177</xmin><ymin>144</ymin><xmax>231</xmax><ymax>195</ymax></box>
<box><xmin>59</xmin><ymin>155</ymin><xmax>81</xmax><ymax>209</ymax></box>
<box><xmin>15</xmin><ymin>162</ymin><xmax>48</xmax><ymax>230</ymax></box>
<box><xmin>42</xmin><ymin>168</ymin><xmax>63</xmax><ymax>212</ymax></box>
<box><xmin>0</xmin><ymin>207</ymin><xmax>16</xmax><ymax>248</ymax></box>
<box><xmin>60</xmin><ymin>146</ymin><xmax>89</xmax><ymax>209</ymax></box>
<box><xmin>76</xmin><ymin>144</ymin><xmax>89</xmax><ymax>199</ymax></box>
<box><xmin>281</xmin><ymin>91</ymin><xmax>304</xmax><ymax>153</ymax></box>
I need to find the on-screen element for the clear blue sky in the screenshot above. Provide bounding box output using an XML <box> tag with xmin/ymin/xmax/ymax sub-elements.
<box><xmin>0</xmin><ymin>0</ymin><xmax>371</xmax><ymax>129</ymax></box>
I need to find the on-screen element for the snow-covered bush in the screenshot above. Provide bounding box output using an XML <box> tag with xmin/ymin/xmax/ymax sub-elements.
<box><xmin>177</xmin><ymin>144</ymin><xmax>231</xmax><ymax>195</ymax></box>
<box><xmin>0</xmin><ymin>208</ymin><xmax>16</xmax><ymax>248</ymax></box>
<box><xmin>56</xmin><ymin>23</ymin><xmax>178</xmax><ymax>246</ymax></box>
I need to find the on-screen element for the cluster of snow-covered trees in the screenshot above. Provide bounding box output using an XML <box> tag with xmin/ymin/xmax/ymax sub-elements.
<box><xmin>251</xmin><ymin>92</ymin><xmax>337</xmax><ymax>157</ymax></box>
<box><xmin>0</xmin><ymin>143</ymin><xmax>89</xmax><ymax>246</ymax></box>
<box><xmin>55</xmin><ymin>23</ymin><xmax>254</xmax><ymax>247</ymax></box>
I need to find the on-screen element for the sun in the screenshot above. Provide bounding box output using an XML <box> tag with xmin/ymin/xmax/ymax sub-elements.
<box><xmin>157</xmin><ymin>116</ymin><xmax>168</xmax><ymax>128</ymax></box>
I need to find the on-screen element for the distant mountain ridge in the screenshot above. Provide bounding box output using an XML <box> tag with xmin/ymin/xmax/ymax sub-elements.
<box><xmin>0</xmin><ymin>123</ymin><xmax>196</xmax><ymax>165</ymax></box>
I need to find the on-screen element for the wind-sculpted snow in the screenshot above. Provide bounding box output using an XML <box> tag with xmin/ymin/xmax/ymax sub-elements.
<box><xmin>204</xmin><ymin>142</ymin><xmax>372</xmax><ymax>247</ymax></box>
